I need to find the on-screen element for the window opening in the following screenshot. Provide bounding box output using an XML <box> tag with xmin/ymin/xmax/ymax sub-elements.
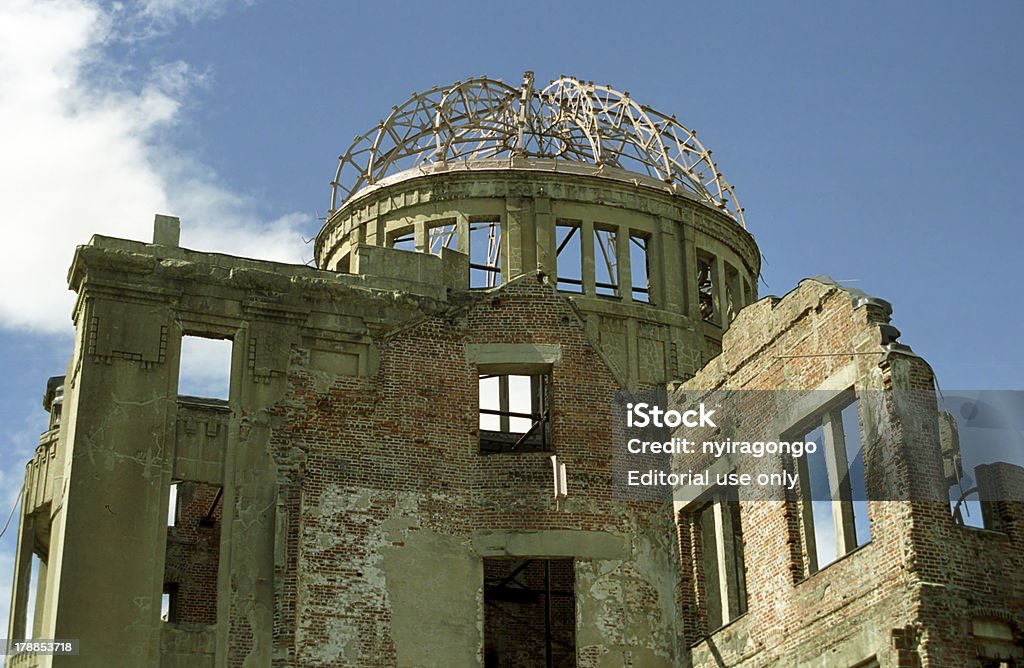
<box><xmin>796</xmin><ymin>396</ymin><xmax>870</xmax><ymax>573</ymax></box>
<box><xmin>161</xmin><ymin>584</ymin><xmax>178</xmax><ymax>622</ymax></box>
<box><xmin>629</xmin><ymin>234</ymin><xmax>651</xmax><ymax>303</ymax></box>
<box><xmin>594</xmin><ymin>227</ymin><xmax>619</xmax><ymax>297</ymax></box>
<box><xmin>388</xmin><ymin>227</ymin><xmax>416</xmax><ymax>252</ymax></box>
<box><xmin>694</xmin><ymin>488</ymin><xmax>747</xmax><ymax>631</ymax></box>
<box><xmin>163</xmin><ymin>482</ymin><xmax>223</xmax><ymax>625</ymax></box>
<box><xmin>555</xmin><ymin>222</ymin><xmax>583</xmax><ymax>293</ymax></box>
<box><xmin>479</xmin><ymin>372</ymin><xmax>551</xmax><ymax>453</ymax></box>
<box><xmin>178</xmin><ymin>336</ymin><xmax>232</xmax><ymax>401</ymax></box>
<box><xmin>470</xmin><ymin>219</ymin><xmax>502</xmax><ymax>288</ymax></box>
<box><xmin>427</xmin><ymin>220</ymin><xmax>458</xmax><ymax>255</ymax></box>
<box><xmin>697</xmin><ymin>254</ymin><xmax>716</xmax><ymax>322</ymax></box>
<box><xmin>24</xmin><ymin>553</ymin><xmax>44</xmax><ymax>640</ymax></box>
<box><xmin>168</xmin><ymin>481</ymin><xmax>180</xmax><ymax>526</ymax></box>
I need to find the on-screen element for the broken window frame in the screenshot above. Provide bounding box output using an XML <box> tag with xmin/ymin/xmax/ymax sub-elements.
<box><xmin>593</xmin><ymin>225</ymin><xmax>619</xmax><ymax>298</ymax></box>
<box><xmin>478</xmin><ymin>369</ymin><xmax>553</xmax><ymax>454</ymax></box>
<box><xmin>693</xmin><ymin>487</ymin><xmax>747</xmax><ymax>632</ymax></box>
<box><xmin>555</xmin><ymin>221</ymin><xmax>583</xmax><ymax>294</ymax></box>
<box><xmin>793</xmin><ymin>392</ymin><xmax>871</xmax><ymax>575</ymax></box>
<box><xmin>469</xmin><ymin>218</ymin><xmax>502</xmax><ymax>289</ymax></box>
<box><xmin>629</xmin><ymin>232</ymin><xmax>652</xmax><ymax>303</ymax></box>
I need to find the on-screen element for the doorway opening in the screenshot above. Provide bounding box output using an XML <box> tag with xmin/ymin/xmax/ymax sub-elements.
<box><xmin>483</xmin><ymin>558</ymin><xmax>576</xmax><ymax>668</ymax></box>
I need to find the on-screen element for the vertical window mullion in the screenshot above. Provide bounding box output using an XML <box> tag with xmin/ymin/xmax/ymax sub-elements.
<box><xmin>712</xmin><ymin>498</ymin><xmax>731</xmax><ymax>625</ymax></box>
<box><xmin>498</xmin><ymin>375</ymin><xmax>510</xmax><ymax>434</ymax></box>
<box><xmin>823</xmin><ymin>410</ymin><xmax>857</xmax><ymax>555</ymax></box>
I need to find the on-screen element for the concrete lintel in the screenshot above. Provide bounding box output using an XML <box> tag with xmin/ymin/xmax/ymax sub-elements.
<box><xmin>769</xmin><ymin>362</ymin><xmax>858</xmax><ymax>437</ymax></box>
<box><xmin>472</xmin><ymin>529</ymin><xmax>627</xmax><ymax>559</ymax></box>
<box><xmin>465</xmin><ymin>343</ymin><xmax>562</xmax><ymax>370</ymax></box>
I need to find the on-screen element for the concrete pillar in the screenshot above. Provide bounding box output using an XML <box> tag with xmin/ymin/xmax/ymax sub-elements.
<box><xmin>655</xmin><ymin>217</ymin><xmax>681</xmax><ymax>311</ymax></box>
<box><xmin>534</xmin><ymin>195</ymin><xmax>554</xmax><ymax>276</ymax></box>
<box><xmin>216</xmin><ymin>319</ymin><xmax>296</xmax><ymax>667</ymax></box>
<box><xmin>7</xmin><ymin>511</ymin><xmax>33</xmax><ymax>640</ymax></box>
<box><xmin>617</xmin><ymin>225</ymin><xmax>632</xmax><ymax>302</ymax></box>
<box><xmin>49</xmin><ymin>296</ymin><xmax>178</xmax><ymax>667</ymax></box>
<box><xmin>581</xmin><ymin>220</ymin><xmax>596</xmax><ymax>296</ymax></box>
<box><xmin>681</xmin><ymin>221</ymin><xmax>699</xmax><ymax>322</ymax></box>
<box><xmin>714</xmin><ymin>254</ymin><xmax>726</xmax><ymax>329</ymax></box>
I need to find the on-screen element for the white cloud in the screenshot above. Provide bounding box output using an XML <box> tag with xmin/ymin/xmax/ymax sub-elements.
<box><xmin>0</xmin><ymin>0</ymin><xmax>310</xmax><ymax>336</ymax></box>
<box><xmin>0</xmin><ymin>0</ymin><xmax>309</xmax><ymax>636</ymax></box>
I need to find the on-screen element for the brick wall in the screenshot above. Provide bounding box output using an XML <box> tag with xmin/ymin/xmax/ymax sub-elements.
<box><xmin>674</xmin><ymin>279</ymin><xmax>1024</xmax><ymax>666</ymax></box>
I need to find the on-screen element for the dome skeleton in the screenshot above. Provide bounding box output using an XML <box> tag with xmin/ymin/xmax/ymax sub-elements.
<box><xmin>330</xmin><ymin>72</ymin><xmax>745</xmax><ymax>228</ymax></box>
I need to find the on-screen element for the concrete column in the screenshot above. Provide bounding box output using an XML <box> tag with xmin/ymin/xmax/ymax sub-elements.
<box><xmin>7</xmin><ymin>511</ymin><xmax>33</xmax><ymax>640</ymax></box>
<box><xmin>681</xmin><ymin>222</ymin><xmax>698</xmax><ymax>322</ymax></box>
<box><xmin>456</xmin><ymin>212</ymin><xmax>470</xmax><ymax>255</ymax></box>
<box><xmin>714</xmin><ymin>254</ymin><xmax>726</xmax><ymax>328</ymax></box>
<box><xmin>504</xmin><ymin>196</ymin><xmax>530</xmax><ymax>278</ymax></box>
<box><xmin>49</xmin><ymin>296</ymin><xmax>178</xmax><ymax>667</ymax></box>
<box><xmin>370</xmin><ymin>217</ymin><xmax>385</xmax><ymax>246</ymax></box>
<box><xmin>31</xmin><ymin>558</ymin><xmax>48</xmax><ymax>639</ymax></box>
<box><xmin>534</xmin><ymin>195</ymin><xmax>554</xmax><ymax>276</ymax></box>
<box><xmin>655</xmin><ymin>217</ymin><xmax>681</xmax><ymax>311</ymax></box>
<box><xmin>413</xmin><ymin>220</ymin><xmax>427</xmax><ymax>253</ymax></box>
<box><xmin>581</xmin><ymin>220</ymin><xmax>596</xmax><ymax>296</ymax></box>
<box><xmin>216</xmin><ymin>319</ymin><xmax>296</xmax><ymax>667</ymax></box>
<box><xmin>617</xmin><ymin>225</ymin><xmax>632</xmax><ymax>302</ymax></box>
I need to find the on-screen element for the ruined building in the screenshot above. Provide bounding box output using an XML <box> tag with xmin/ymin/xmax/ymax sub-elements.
<box><xmin>6</xmin><ymin>73</ymin><xmax>1022</xmax><ymax>667</ymax></box>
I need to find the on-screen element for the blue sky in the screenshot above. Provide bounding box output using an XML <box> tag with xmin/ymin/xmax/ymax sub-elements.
<box><xmin>1</xmin><ymin>0</ymin><xmax>1022</xmax><ymax>632</ymax></box>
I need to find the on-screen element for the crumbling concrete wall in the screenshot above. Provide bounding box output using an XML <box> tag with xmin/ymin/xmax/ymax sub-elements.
<box><xmin>14</xmin><ymin>227</ymin><xmax>692</xmax><ymax>667</ymax></box>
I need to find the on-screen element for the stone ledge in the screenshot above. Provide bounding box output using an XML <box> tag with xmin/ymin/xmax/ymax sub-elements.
<box><xmin>472</xmin><ymin>529</ymin><xmax>628</xmax><ymax>559</ymax></box>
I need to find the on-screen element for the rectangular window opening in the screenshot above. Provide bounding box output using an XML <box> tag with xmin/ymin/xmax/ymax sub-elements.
<box><xmin>796</xmin><ymin>395</ymin><xmax>871</xmax><ymax>575</ymax></box>
<box><xmin>427</xmin><ymin>220</ymin><xmax>458</xmax><ymax>256</ymax></box>
<box><xmin>161</xmin><ymin>584</ymin><xmax>178</xmax><ymax>623</ymax></box>
<box><xmin>629</xmin><ymin>233</ymin><xmax>651</xmax><ymax>303</ymax></box>
<box><xmin>479</xmin><ymin>372</ymin><xmax>551</xmax><ymax>454</ymax></box>
<box><xmin>470</xmin><ymin>219</ymin><xmax>502</xmax><ymax>289</ymax></box>
<box><xmin>697</xmin><ymin>253</ymin><xmax>716</xmax><ymax>323</ymax></box>
<box><xmin>168</xmin><ymin>481</ymin><xmax>180</xmax><ymax>527</ymax></box>
<box><xmin>555</xmin><ymin>221</ymin><xmax>583</xmax><ymax>293</ymax></box>
<box><xmin>594</xmin><ymin>227</ymin><xmax>619</xmax><ymax>297</ymax></box>
<box><xmin>163</xmin><ymin>481</ymin><xmax>223</xmax><ymax>625</ymax></box>
<box><xmin>24</xmin><ymin>552</ymin><xmax>47</xmax><ymax>641</ymax></box>
<box><xmin>388</xmin><ymin>227</ymin><xmax>416</xmax><ymax>252</ymax></box>
<box><xmin>178</xmin><ymin>335</ymin><xmax>232</xmax><ymax>401</ymax></box>
<box><xmin>694</xmin><ymin>488</ymin><xmax>747</xmax><ymax>632</ymax></box>
<box><xmin>483</xmin><ymin>558</ymin><xmax>576</xmax><ymax>667</ymax></box>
